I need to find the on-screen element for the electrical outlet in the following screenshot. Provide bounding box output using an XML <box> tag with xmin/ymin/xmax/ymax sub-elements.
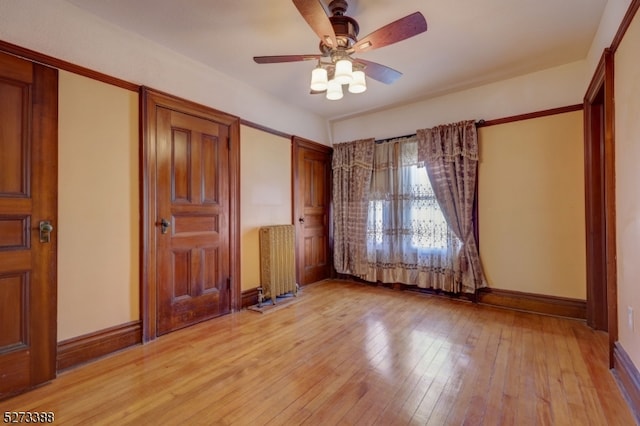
<box><xmin>628</xmin><ymin>306</ymin><xmax>634</xmax><ymax>332</ymax></box>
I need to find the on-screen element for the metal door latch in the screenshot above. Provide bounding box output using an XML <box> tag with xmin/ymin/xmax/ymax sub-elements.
<box><xmin>39</xmin><ymin>221</ymin><xmax>54</xmax><ymax>243</ymax></box>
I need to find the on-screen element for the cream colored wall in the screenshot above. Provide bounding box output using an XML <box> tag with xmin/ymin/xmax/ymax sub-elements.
<box><xmin>58</xmin><ymin>70</ymin><xmax>139</xmax><ymax>341</ymax></box>
<box><xmin>614</xmin><ymin>8</ymin><xmax>640</xmax><ymax>368</ymax></box>
<box><xmin>478</xmin><ymin>111</ymin><xmax>586</xmax><ymax>299</ymax></box>
<box><xmin>240</xmin><ymin>125</ymin><xmax>292</xmax><ymax>291</ymax></box>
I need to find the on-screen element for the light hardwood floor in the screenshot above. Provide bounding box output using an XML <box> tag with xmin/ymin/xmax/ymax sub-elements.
<box><xmin>1</xmin><ymin>280</ymin><xmax>635</xmax><ymax>425</ymax></box>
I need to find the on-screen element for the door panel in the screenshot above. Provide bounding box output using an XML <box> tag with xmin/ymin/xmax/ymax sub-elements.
<box><xmin>156</xmin><ymin>108</ymin><xmax>230</xmax><ymax>335</ymax></box>
<box><xmin>0</xmin><ymin>52</ymin><xmax>57</xmax><ymax>398</ymax></box>
<box><xmin>293</xmin><ymin>137</ymin><xmax>332</xmax><ymax>285</ymax></box>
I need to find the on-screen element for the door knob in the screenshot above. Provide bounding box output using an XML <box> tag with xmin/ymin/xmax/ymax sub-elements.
<box><xmin>160</xmin><ymin>218</ymin><xmax>171</xmax><ymax>234</ymax></box>
<box><xmin>39</xmin><ymin>221</ymin><xmax>54</xmax><ymax>243</ymax></box>
<box><xmin>298</xmin><ymin>217</ymin><xmax>305</xmax><ymax>224</ymax></box>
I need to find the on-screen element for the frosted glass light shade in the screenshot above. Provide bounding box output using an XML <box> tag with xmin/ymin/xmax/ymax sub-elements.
<box><xmin>310</xmin><ymin>67</ymin><xmax>328</xmax><ymax>91</ymax></box>
<box><xmin>334</xmin><ymin>59</ymin><xmax>353</xmax><ymax>85</ymax></box>
<box><xmin>326</xmin><ymin>79</ymin><xmax>343</xmax><ymax>100</ymax></box>
<box><xmin>348</xmin><ymin>70</ymin><xmax>367</xmax><ymax>93</ymax></box>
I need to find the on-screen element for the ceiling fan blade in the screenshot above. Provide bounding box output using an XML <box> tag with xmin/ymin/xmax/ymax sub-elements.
<box><xmin>352</xmin><ymin>12</ymin><xmax>427</xmax><ymax>53</ymax></box>
<box><xmin>292</xmin><ymin>0</ymin><xmax>337</xmax><ymax>48</ymax></box>
<box><xmin>254</xmin><ymin>54</ymin><xmax>322</xmax><ymax>64</ymax></box>
<box><xmin>354</xmin><ymin>59</ymin><xmax>402</xmax><ymax>84</ymax></box>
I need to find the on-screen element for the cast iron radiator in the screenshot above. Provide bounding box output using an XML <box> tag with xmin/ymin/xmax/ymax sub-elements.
<box><xmin>258</xmin><ymin>224</ymin><xmax>298</xmax><ymax>306</ymax></box>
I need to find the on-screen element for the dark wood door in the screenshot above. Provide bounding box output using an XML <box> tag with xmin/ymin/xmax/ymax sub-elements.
<box><xmin>154</xmin><ymin>107</ymin><xmax>232</xmax><ymax>335</ymax></box>
<box><xmin>0</xmin><ymin>52</ymin><xmax>58</xmax><ymax>398</ymax></box>
<box><xmin>293</xmin><ymin>137</ymin><xmax>332</xmax><ymax>285</ymax></box>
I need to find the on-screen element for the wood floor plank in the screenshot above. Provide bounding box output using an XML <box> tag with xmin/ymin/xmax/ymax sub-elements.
<box><xmin>1</xmin><ymin>280</ymin><xmax>635</xmax><ymax>425</ymax></box>
<box><xmin>415</xmin><ymin>304</ymin><xmax>480</xmax><ymax>424</ymax></box>
<box><xmin>370</xmin><ymin>298</ymin><xmax>466</xmax><ymax>425</ymax></box>
<box><xmin>541</xmin><ymin>317</ymin><xmax>573</xmax><ymax>425</ymax></box>
<box><xmin>530</xmin><ymin>315</ymin><xmax>553</xmax><ymax>425</ymax></box>
<box><xmin>339</xmin><ymin>303</ymin><xmax>439</xmax><ymax>425</ymax></box>
<box><xmin>455</xmin><ymin>308</ymin><xmax>503</xmax><ymax>425</ymax></box>
<box><xmin>572</xmin><ymin>324</ymin><xmax>634</xmax><ymax>422</ymax></box>
<box><xmin>324</xmin><ymin>297</ymin><xmax>438</xmax><ymax>425</ymax></box>
<box><xmin>427</xmin><ymin>307</ymin><xmax>491</xmax><ymax>425</ymax></box>
<box><xmin>388</xmin><ymin>304</ymin><xmax>469</xmax><ymax>423</ymax></box>
<box><xmin>480</xmin><ymin>310</ymin><xmax>515</xmax><ymax>426</ymax></box>
<box><xmin>293</xmin><ymin>293</ymin><xmax>423</xmax><ymax>425</ymax></box>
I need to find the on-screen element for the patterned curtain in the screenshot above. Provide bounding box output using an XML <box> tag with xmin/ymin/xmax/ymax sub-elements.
<box><xmin>332</xmin><ymin>138</ymin><xmax>375</xmax><ymax>275</ymax></box>
<box><xmin>362</xmin><ymin>136</ymin><xmax>462</xmax><ymax>290</ymax></box>
<box><xmin>416</xmin><ymin>121</ymin><xmax>486</xmax><ymax>293</ymax></box>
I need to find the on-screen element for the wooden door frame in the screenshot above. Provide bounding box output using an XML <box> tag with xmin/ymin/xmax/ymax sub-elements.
<box><xmin>584</xmin><ymin>49</ymin><xmax>616</xmax><ymax>364</ymax></box>
<box><xmin>292</xmin><ymin>136</ymin><xmax>333</xmax><ymax>285</ymax></box>
<box><xmin>140</xmin><ymin>87</ymin><xmax>241</xmax><ymax>342</ymax></box>
<box><xmin>29</xmin><ymin>62</ymin><xmax>59</xmax><ymax>384</ymax></box>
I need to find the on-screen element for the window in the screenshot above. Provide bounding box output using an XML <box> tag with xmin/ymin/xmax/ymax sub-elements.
<box><xmin>364</xmin><ymin>137</ymin><xmax>462</xmax><ymax>286</ymax></box>
<box><xmin>407</xmin><ymin>167</ymin><xmax>451</xmax><ymax>250</ymax></box>
<box><xmin>336</xmin><ymin>123</ymin><xmax>482</xmax><ymax>292</ymax></box>
<box><xmin>367</xmin><ymin>161</ymin><xmax>455</xmax><ymax>252</ymax></box>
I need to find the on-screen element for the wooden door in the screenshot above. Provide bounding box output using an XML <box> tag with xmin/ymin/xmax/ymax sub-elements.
<box><xmin>143</xmin><ymin>89</ymin><xmax>240</xmax><ymax>339</ymax></box>
<box><xmin>0</xmin><ymin>52</ymin><xmax>58</xmax><ymax>398</ymax></box>
<box><xmin>293</xmin><ymin>137</ymin><xmax>332</xmax><ymax>285</ymax></box>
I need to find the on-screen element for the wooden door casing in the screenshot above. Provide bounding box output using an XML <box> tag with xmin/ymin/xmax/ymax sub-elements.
<box><xmin>142</xmin><ymin>88</ymin><xmax>240</xmax><ymax>341</ymax></box>
<box><xmin>0</xmin><ymin>52</ymin><xmax>58</xmax><ymax>398</ymax></box>
<box><xmin>584</xmin><ymin>49</ymin><xmax>616</xmax><ymax>364</ymax></box>
<box><xmin>293</xmin><ymin>137</ymin><xmax>332</xmax><ymax>286</ymax></box>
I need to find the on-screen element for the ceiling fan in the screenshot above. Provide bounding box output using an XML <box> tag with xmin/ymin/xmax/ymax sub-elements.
<box><xmin>253</xmin><ymin>0</ymin><xmax>428</xmax><ymax>99</ymax></box>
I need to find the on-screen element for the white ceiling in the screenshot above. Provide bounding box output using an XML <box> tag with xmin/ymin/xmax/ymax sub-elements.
<box><xmin>65</xmin><ymin>0</ymin><xmax>607</xmax><ymax>121</ymax></box>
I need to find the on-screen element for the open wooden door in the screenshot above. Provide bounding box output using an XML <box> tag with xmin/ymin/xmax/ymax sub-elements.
<box><xmin>293</xmin><ymin>137</ymin><xmax>332</xmax><ymax>286</ymax></box>
<box><xmin>0</xmin><ymin>52</ymin><xmax>58</xmax><ymax>398</ymax></box>
<box><xmin>142</xmin><ymin>88</ymin><xmax>240</xmax><ymax>340</ymax></box>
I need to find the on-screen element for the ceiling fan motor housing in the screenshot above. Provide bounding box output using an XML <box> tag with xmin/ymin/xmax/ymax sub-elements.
<box><xmin>329</xmin><ymin>15</ymin><xmax>359</xmax><ymax>48</ymax></box>
<box><xmin>319</xmin><ymin>0</ymin><xmax>359</xmax><ymax>51</ymax></box>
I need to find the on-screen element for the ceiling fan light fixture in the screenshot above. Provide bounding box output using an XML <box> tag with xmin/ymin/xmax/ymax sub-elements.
<box><xmin>326</xmin><ymin>79</ymin><xmax>343</xmax><ymax>100</ymax></box>
<box><xmin>334</xmin><ymin>59</ymin><xmax>353</xmax><ymax>85</ymax></box>
<box><xmin>348</xmin><ymin>70</ymin><xmax>367</xmax><ymax>93</ymax></box>
<box><xmin>310</xmin><ymin>66</ymin><xmax>329</xmax><ymax>91</ymax></box>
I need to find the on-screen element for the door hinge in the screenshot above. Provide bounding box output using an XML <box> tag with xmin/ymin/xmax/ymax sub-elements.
<box><xmin>227</xmin><ymin>136</ymin><xmax>230</xmax><ymax>150</ymax></box>
<box><xmin>226</xmin><ymin>277</ymin><xmax>231</xmax><ymax>290</ymax></box>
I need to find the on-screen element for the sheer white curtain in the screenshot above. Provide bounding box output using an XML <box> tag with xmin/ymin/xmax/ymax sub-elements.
<box><xmin>362</xmin><ymin>136</ymin><xmax>462</xmax><ymax>290</ymax></box>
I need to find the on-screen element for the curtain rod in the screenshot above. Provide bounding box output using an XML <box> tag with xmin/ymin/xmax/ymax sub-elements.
<box><xmin>374</xmin><ymin>120</ymin><xmax>485</xmax><ymax>144</ymax></box>
<box><xmin>375</xmin><ymin>133</ymin><xmax>416</xmax><ymax>144</ymax></box>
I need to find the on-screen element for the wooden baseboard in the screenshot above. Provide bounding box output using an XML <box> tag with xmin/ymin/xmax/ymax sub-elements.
<box><xmin>477</xmin><ymin>287</ymin><xmax>586</xmax><ymax>320</ymax></box>
<box><xmin>57</xmin><ymin>321</ymin><xmax>142</xmax><ymax>372</ymax></box>
<box><xmin>337</xmin><ymin>275</ymin><xmax>585</xmax><ymax>319</ymax></box>
<box><xmin>241</xmin><ymin>288</ymin><xmax>259</xmax><ymax>309</ymax></box>
<box><xmin>613</xmin><ymin>342</ymin><xmax>640</xmax><ymax>423</ymax></box>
